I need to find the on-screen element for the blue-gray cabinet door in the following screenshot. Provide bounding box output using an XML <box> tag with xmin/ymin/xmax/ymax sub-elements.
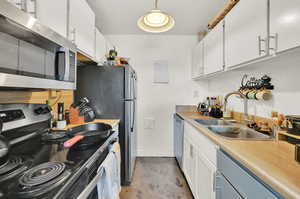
<box><xmin>216</xmin><ymin>173</ymin><xmax>243</xmax><ymax>199</ymax></box>
<box><xmin>217</xmin><ymin>150</ymin><xmax>281</xmax><ymax>199</ymax></box>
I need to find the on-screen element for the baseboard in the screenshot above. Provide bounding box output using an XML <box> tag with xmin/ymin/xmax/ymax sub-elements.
<box><xmin>137</xmin><ymin>149</ymin><xmax>175</xmax><ymax>157</ymax></box>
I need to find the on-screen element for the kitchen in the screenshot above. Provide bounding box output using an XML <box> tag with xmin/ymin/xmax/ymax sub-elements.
<box><xmin>0</xmin><ymin>0</ymin><xmax>300</xmax><ymax>199</ymax></box>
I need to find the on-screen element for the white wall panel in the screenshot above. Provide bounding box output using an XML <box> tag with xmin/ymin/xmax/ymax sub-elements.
<box><xmin>107</xmin><ymin>35</ymin><xmax>207</xmax><ymax>157</ymax></box>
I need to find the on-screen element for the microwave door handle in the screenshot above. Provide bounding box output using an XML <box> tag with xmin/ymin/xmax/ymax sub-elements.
<box><xmin>64</xmin><ymin>49</ymin><xmax>70</xmax><ymax>81</ymax></box>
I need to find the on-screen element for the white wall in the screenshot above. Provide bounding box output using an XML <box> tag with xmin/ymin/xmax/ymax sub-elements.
<box><xmin>107</xmin><ymin>35</ymin><xmax>207</xmax><ymax>157</ymax></box>
<box><xmin>206</xmin><ymin>48</ymin><xmax>300</xmax><ymax>118</ymax></box>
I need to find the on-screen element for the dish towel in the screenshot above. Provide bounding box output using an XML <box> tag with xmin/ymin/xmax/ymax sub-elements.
<box><xmin>97</xmin><ymin>142</ymin><xmax>121</xmax><ymax>199</ymax></box>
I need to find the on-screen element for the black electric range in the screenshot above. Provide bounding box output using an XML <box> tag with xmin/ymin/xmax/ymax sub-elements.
<box><xmin>0</xmin><ymin>104</ymin><xmax>118</xmax><ymax>199</ymax></box>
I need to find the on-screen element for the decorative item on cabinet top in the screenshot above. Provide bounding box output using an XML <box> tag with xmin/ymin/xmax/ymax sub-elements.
<box><xmin>238</xmin><ymin>74</ymin><xmax>274</xmax><ymax>101</ymax></box>
<box><xmin>104</xmin><ymin>47</ymin><xmax>130</xmax><ymax>67</ymax></box>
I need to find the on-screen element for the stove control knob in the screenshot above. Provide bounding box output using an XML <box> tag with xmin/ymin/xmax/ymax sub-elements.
<box><xmin>34</xmin><ymin>107</ymin><xmax>44</xmax><ymax>115</ymax></box>
<box><xmin>42</xmin><ymin>106</ymin><xmax>52</xmax><ymax>114</ymax></box>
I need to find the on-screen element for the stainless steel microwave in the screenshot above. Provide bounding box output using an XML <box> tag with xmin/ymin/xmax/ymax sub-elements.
<box><xmin>0</xmin><ymin>0</ymin><xmax>77</xmax><ymax>90</ymax></box>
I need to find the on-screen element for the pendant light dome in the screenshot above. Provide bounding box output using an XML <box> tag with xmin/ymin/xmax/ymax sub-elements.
<box><xmin>138</xmin><ymin>0</ymin><xmax>175</xmax><ymax>33</ymax></box>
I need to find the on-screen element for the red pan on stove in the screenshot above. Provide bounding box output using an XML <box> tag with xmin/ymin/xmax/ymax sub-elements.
<box><xmin>63</xmin><ymin>123</ymin><xmax>112</xmax><ymax>148</ymax></box>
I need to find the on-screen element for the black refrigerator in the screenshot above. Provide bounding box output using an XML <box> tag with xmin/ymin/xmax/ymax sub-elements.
<box><xmin>75</xmin><ymin>64</ymin><xmax>137</xmax><ymax>185</ymax></box>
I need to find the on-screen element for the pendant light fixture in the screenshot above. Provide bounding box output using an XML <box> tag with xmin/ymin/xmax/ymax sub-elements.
<box><xmin>137</xmin><ymin>0</ymin><xmax>175</xmax><ymax>33</ymax></box>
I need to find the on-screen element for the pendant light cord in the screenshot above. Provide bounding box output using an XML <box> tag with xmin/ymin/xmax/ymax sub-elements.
<box><xmin>155</xmin><ymin>0</ymin><xmax>158</xmax><ymax>9</ymax></box>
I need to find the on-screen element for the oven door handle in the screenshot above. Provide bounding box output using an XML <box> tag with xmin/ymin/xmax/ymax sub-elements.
<box><xmin>76</xmin><ymin>167</ymin><xmax>105</xmax><ymax>199</ymax></box>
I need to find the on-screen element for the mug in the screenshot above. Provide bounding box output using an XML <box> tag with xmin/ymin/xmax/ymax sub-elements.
<box><xmin>255</xmin><ymin>90</ymin><xmax>272</xmax><ymax>100</ymax></box>
<box><xmin>247</xmin><ymin>90</ymin><xmax>257</xmax><ymax>100</ymax></box>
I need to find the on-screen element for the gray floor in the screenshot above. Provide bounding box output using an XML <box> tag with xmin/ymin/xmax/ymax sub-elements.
<box><xmin>120</xmin><ymin>158</ymin><xmax>193</xmax><ymax>199</ymax></box>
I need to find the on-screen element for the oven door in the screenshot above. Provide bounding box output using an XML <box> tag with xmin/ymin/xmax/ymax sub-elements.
<box><xmin>76</xmin><ymin>167</ymin><xmax>106</xmax><ymax>199</ymax></box>
<box><xmin>76</xmin><ymin>143</ymin><xmax>121</xmax><ymax>199</ymax></box>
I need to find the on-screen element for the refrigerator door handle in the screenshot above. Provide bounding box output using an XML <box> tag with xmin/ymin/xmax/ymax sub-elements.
<box><xmin>131</xmin><ymin>100</ymin><xmax>135</xmax><ymax>133</ymax></box>
<box><xmin>130</xmin><ymin>74</ymin><xmax>136</xmax><ymax>133</ymax></box>
<box><xmin>123</xmin><ymin>98</ymin><xmax>135</xmax><ymax>101</ymax></box>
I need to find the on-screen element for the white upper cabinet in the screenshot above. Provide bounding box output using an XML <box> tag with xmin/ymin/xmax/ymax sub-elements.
<box><xmin>269</xmin><ymin>0</ymin><xmax>300</xmax><ymax>53</ymax></box>
<box><xmin>36</xmin><ymin>0</ymin><xmax>68</xmax><ymax>37</ymax></box>
<box><xmin>225</xmin><ymin>0</ymin><xmax>268</xmax><ymax>68</ymax></box>
<box><xmin>204</xmin><ymin>21</ymin><xmax>224</xmax><ymax>75</ymax></box>
<box><xmin>69</xmin><ymin>0</ymin><xmax>95</xmax><ymax>58</ymax></box>
<box><xmin>191</xmin><ymin>41</ymin><xmax>204</xmax><ymax>79</ymax></box>
<box><xmin>95</xmin><ymin>28</ymin><xmax>106</xmax><ymax>63</ymax></box>
<box><xmin>106</xmin><ymin>39</ymin><xmax>114</xmax><ymax>53</ymax></box>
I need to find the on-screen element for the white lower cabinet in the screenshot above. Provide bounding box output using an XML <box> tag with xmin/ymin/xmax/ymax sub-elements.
<box><xmin>195</xmin><ymin>149</ymin><xmax>216</xmax><ymax>199</ymax></box>
<box><xmin>183</xmin><ymin>135</ymin><xmax>197</xmax><ymax>196</ymax></box>
<box><xmin>183</xmin><ymin>121</ymin><xmax>218</xmax><ymax>199</ymax></box>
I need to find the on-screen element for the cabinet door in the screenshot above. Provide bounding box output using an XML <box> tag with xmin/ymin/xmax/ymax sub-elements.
<box><xmin>36</xmin><ymin>0</ymin><xmax>68</xmax><ymax>37</ymax></box>
<box><xmin>225</xmin><ymin>0</ymin><xmax>268</xmax><ymax>67</ymax></box>
<box><xmin>195</xmin><ymin>151</ymin><xmax>216</xmax><ymax>199</ymax></box>
<box><xmin>218</xmin><ymin>150</ymin><xmax>279</xmax><ymax>199</ymax></box>
<box><xmin>191</xmin><ymin>41</ymin><xmax>204</xmax><ymax>79</ymax></box>
<box><xmin>69</xmin><ymin>0</ymin><xmax>95</xmax><ymax>57</ymax></box>
<box><xmin>183</xmin><ymin>135</ymin><xmax>188</xmax><ymax>174</ymax></box>
<box><xmin>216</xmin><ymin>174</ymin><xmax>243</xmax><ymax>199</ymax></box>
<box><xmin>185</xmin><ymin>122</ymin><xmax>217</xmax><ymax>166</ymax></box>
<box><xmin>184</xmin><ymin>137</ymin><xmax>194</xmax><ymax>189</ymax></box>
<box><xmin>204</xmin><ymin>21</ymin><xmax>224</xmax><ymax>75</ymax></box>
<box><xmin>106</xmin><ymin>39</ymin><xmax>114</xmax><ymax>52</ymax></box>
<box><xmin>189</xmin><ymin>139</ymin><xmax>197</xmax><ymax>196</ymax></box>
<box><xmin>95</xmin><ymin>28</ymin><xmax>107</xmax><ymax>63</ymax></box>
<box><xmin>270</xmin><ymin>0</ymin><xmax>300</xmax><ymax>53</ymax></box>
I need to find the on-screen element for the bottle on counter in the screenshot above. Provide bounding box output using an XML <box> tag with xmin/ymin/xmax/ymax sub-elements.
<box><xmin>57</xmin><ymin>102</ymin><xmax>64</xmax><ymax>121</ymax></box>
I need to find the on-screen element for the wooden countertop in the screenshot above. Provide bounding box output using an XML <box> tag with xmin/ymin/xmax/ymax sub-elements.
<box><xmin>53</xmin><ymin>119</ymin><xmax>120</xmax><ymax>131</ymax></box>
<box><xmin>177</xmin><ymin>112</ymin><xmax>300</xmax><ymax>199</ymax></box>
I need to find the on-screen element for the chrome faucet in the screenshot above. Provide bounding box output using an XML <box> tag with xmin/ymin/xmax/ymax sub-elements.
<box><xmin>224</xmin><ymin>91</ymin><xmax>249</xmax><ymax>124</ymax></box>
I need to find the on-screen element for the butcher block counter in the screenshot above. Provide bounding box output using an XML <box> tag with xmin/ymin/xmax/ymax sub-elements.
<box><xmin>177</xmin><ymin>112</ymin><xmax>300</xmax><ymax>199</ymax></box>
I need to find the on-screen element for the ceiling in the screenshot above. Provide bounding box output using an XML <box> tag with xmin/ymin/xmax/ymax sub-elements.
<box><xmin>87</xmin><ymin>0</ymin><xmax>226</xmax><ymax>35</ymax></box>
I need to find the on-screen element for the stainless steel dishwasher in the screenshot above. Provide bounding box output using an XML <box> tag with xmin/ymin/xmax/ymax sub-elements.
<box><xmin>173</xmin><ymin>114</ymin><xmax>184</xmax><ymax>170</ymax></box>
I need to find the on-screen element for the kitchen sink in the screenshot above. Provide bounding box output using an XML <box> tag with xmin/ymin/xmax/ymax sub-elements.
<box><xmin>194</xmin><ymin>118</ymin><xmax>231</xmax><ymax>126</ymax></box>
<box><xmin>207</xmin><ymin>126</ymin><xmax>273</xmax><ymax>140</ymax></box>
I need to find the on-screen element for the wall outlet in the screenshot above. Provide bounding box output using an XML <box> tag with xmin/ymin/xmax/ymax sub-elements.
<box><xmin>144</xmin><ymin>118</ymin><xmax>155</xmax><ymax>130</ymax></box>
<box><xmin>193</xmin><ymin>90</ymin><xmax>199</xmax><ymax>98</ymax></box>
